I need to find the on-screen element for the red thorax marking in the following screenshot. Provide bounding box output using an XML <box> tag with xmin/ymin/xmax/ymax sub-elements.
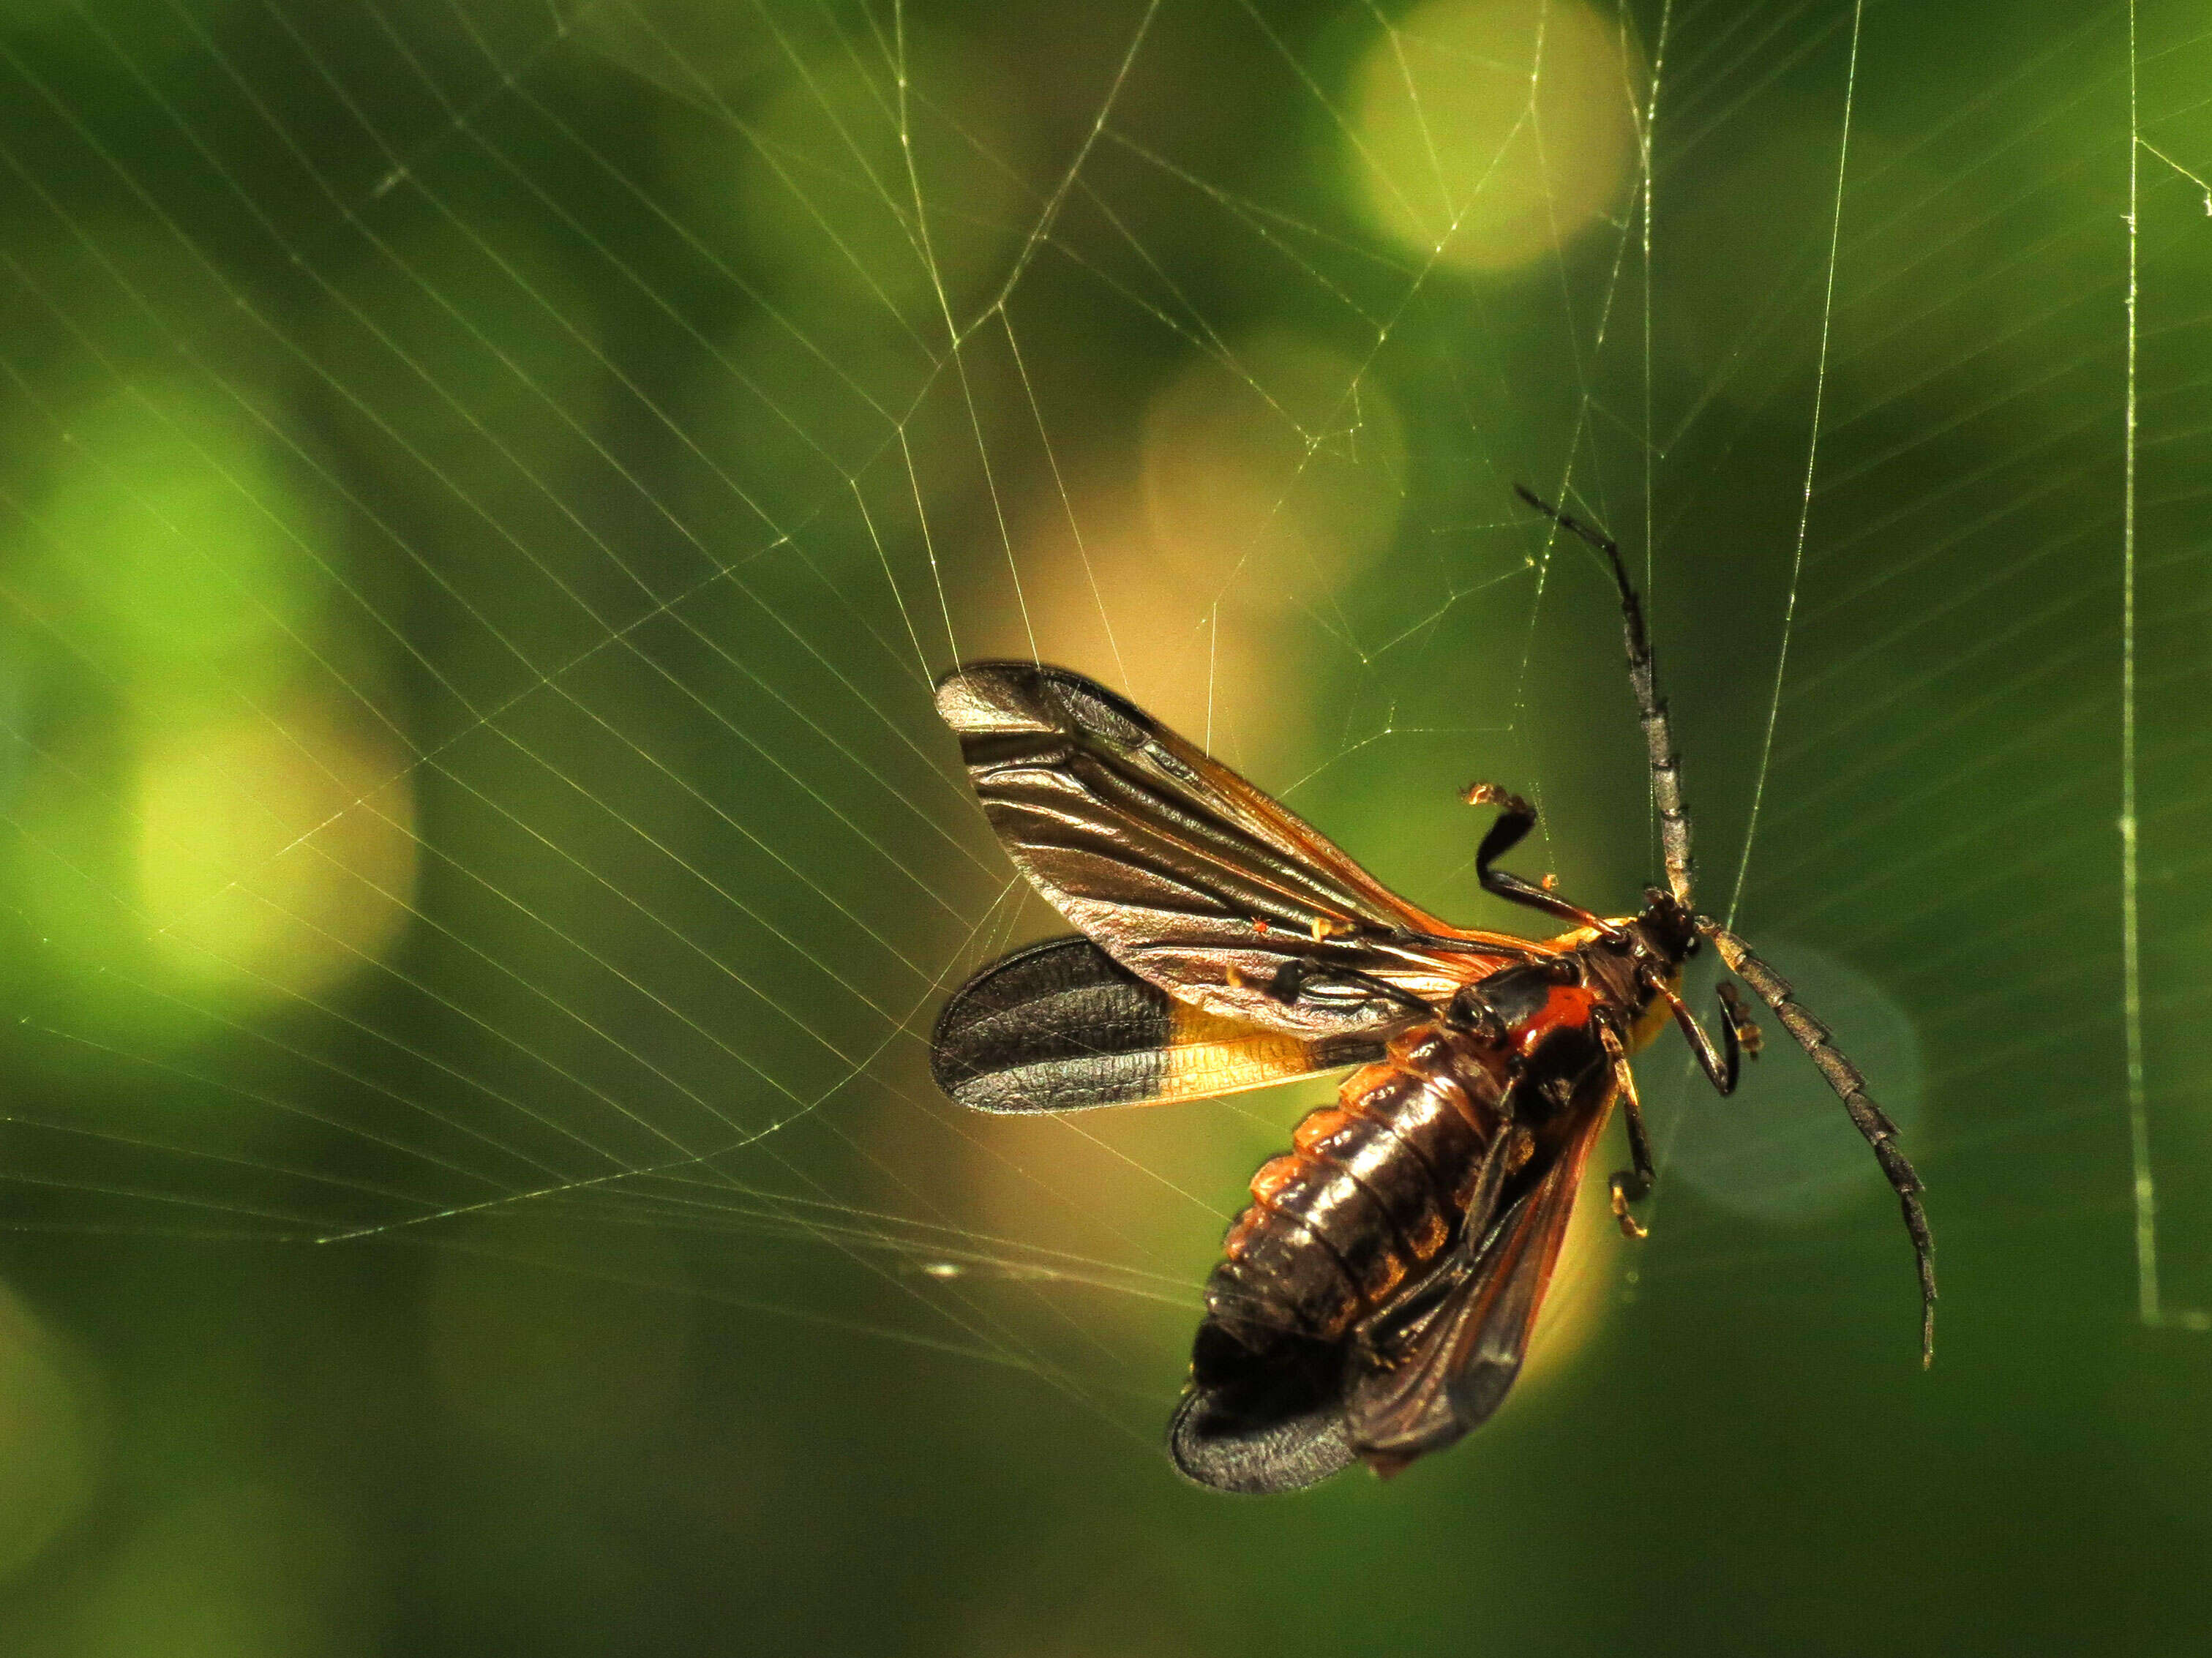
<box><xmin>1515</xmin><ymin>983</ymin><xmax>1597</xmax><ymax>1059</ymax></box>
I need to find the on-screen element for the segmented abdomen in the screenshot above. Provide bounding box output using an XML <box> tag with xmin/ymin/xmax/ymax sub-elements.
<box><xmin>1202</xmin><ymin>1024</ymin><xmax>1511</xmax><ymax>1353</ymax></box>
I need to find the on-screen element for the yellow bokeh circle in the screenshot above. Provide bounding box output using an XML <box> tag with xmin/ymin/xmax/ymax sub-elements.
<box><xmin>1351</xmin><ymin>0</ymin><xmax>1641</xmax><ymax>273</ymax></box>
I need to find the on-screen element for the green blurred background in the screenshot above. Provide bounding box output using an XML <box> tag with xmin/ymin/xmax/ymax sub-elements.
<box><xmin>0</xmin><ymin>0</ymin><xmax>2202</xmax><ymax>1651</ymax></box>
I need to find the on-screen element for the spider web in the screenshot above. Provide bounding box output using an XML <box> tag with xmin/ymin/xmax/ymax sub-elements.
<box><xmin>0</xmin><ymin>0</ymin><xmax>2206</xmax><ymax>1633</ymax></box>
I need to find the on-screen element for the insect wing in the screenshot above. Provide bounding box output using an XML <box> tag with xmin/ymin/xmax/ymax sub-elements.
<box><xmin>931</xmin><ymin>937</ymin><xmax>1384</xmax><ymax>1113</ymax></box>
<box><xmin>1166</xmin><ymin>1327</ymin><xmax>1356</xmax><ymax>1494</ymax></box>
<box><xmin>1343</xmin><ymin>1095</ymin><xmax>1613</xmax><ymax>1477</ymax></box>
<box><xmin>937</xmin><ymin>662</ymin><xmax>1529</xmax><ymax>1039</ymax></box>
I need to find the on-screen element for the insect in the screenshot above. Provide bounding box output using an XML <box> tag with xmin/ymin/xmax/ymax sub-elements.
<box><xmin>929</xmin><ymin>487</ymin><xmax>1934</xmax><ymax>1493</ymax></box>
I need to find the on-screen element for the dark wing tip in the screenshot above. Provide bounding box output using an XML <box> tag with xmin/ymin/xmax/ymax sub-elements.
<box><xmin>928</xmin><ymin>935</ymin><xmax>1068</xmax><ymax>1109</ymax></box>
<box><xmin>1166</xmin><ymin>1384</ymin><xmax>1354</xmax><ymax>1496</ymax></box>
<box><xmin>1166</xmin><ymin>1322</ymin><xmax>1354</xmax><ymax>1495</ymax></box>
<box><xmin>928</xmin><ymin>937</ymin><xmax>1179</xmax><ymax>1114</ymax></box>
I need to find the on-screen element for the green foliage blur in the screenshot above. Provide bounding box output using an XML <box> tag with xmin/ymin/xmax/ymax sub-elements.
<box><xmin>0</xmin><ymin>0</ymin><xmax>2204</xmax><ymax>1653</ymax></box>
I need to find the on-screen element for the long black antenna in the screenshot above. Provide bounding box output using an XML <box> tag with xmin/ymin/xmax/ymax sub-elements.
<box><xmin>1514</xmin><ymin>486</ymin><xmax>1695</xmax><ymax>909</ymax></box>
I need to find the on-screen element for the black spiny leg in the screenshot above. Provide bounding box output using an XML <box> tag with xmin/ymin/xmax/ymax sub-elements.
<box><xmin>1718</xmin><ymin>981</ymin><xmax>1763</xmax><ymax>1059</ymax></box>
<box><xmin>1599</xmin><ymin>1026</ymin><xmax>1654</xmax><ymax>1240</ymax></box>
<box><xmin>1655</xmin><ymin>979</ymin><xmax>1747</xmax><ymax>1095</ymax></box>
<box><xmin>1462</xmin><ymin>782</ymin><xmax>1620</xmax><ymax>937</ymax></box>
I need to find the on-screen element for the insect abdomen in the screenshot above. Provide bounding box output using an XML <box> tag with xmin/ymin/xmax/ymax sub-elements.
<box><xmin>1201</xmin><ymin>1024</ymin><xmax>1510</xmax><ymax>1354</ymax></box>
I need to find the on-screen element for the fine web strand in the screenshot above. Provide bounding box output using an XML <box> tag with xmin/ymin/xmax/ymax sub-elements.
<box><xmin>2122</xmin><ymin>0</ymin><xmax>2153</xmax><ymax>1328</ymax></box>
<box><xmin>1721</xmin><ymin>0</ymin><xmax>1863</xmax><ymax>934</ymax></box>
<box><xmin>2119</xmin><ymin>0</ymin><xmax>2201</xmax><ymax>1332</ymax></box>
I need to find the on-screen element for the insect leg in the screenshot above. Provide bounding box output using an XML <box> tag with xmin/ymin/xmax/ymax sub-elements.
<box><xmin>1514</xmin><ymin>485</ymin><xmax>1695</xmax><ymax>911</ymax></box>
<box><xmin>1462</xmin><ymin>781</ymin><xmax>1622</xmax><ymax>937</ymax></box>
<box><xmin>1698</xmin><ymin>918</ymin><xmax>1936</xmax><ymax>1367</ymax></box>
<box><xmin>1599</xmin><ymin>1026</ymin><xmax>1653</xmax><ymax>1240</ymax></box>
<box><xmin>1717</xmin><ymin>981</ymin><xmax>1763</xmax><ymax>1057</ymax></box>
<box><xmin>1654</xmin><ymin>979</ymin><xmax>1745</xmax><ymax>1096</ymax></box>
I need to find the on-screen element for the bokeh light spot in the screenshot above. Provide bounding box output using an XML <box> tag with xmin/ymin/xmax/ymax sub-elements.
<box><xmin>71</xmin><ymin>1485</ymin><xmax>367</xmax><ymax>1658</ymax></box>
<box><xmin>1350</xmin><ymin>0</ymin><xmax>1639</xmax><ymax>273</ymax></box>
<box><xmin>1141</xmin><ymin>331</ymin><xmax>1407</xmax><ymax>611</ymax></box>
<box><xmin>0</xmin><ymin>1281</ymin><xmax>98</xmax><ymax>1587</ymax></box>
<box><xmin>1657</xmin><ymin>944</ymin><xmax>1925</xmax><ymax>1224</ymax></box>
<box><xmin>138</xmin><ymin>703</ymin><xmax>417</xmax><ymax>1005</ymax></box>
<box><xmin>31</xmin><ymin>380</ymin><xmax>318</xmax><ymax>702</ymax></box>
